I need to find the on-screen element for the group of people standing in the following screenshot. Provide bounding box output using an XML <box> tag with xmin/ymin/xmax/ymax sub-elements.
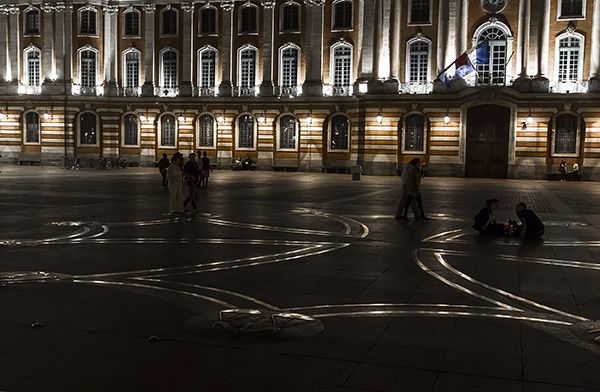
<box><xmin>559</xmin><ymin>160</ymin><xmax>581</xmax><ymax>181</ymax></box>
<box><xmin>158</xmin><ymin>151</ymin><xmax>213</xmax><ymax>215</ymax></box>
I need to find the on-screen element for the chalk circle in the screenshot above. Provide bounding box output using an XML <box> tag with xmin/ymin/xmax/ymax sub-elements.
<box><xmin>185</xmin><ymin>309</ymin><xmax>325</xmax><ymax>342</ymax></box>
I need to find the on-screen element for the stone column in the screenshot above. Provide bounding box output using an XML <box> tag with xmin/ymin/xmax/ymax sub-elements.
<box><xmin>259</xmin><ymin>0</ymin><xmax>275</xmax><ymax>96</ymax></box>
<box><xmin>588</xmin><ymin>0</ymin><xmax>600</xmax><ymax>90</ymax></box>
<box><xmin>512</xmin><ymin>0</ymin><xmax>531</xmax><ymax>91</ymax></box>
<box><xmin>54</xmin><ymin>3</ymin><xmax>65</xmax><ymax>82</ymax></box>
<box><xmin>219</xmin><ymin>0</ymin><xmax>234</xmax><ymax>97</ymax></box>
<box><xmin>103</xmin><ymin>5</ymin><xmax>119</xmax><ymax>96</ymax></box>
<box><xmin>7</xmin><ymin>6</ymin><xmax>20</xmax><ymax>91</ymax></box>
<box><xmin>356</xmin><ymin>0</ymin><xmax>375</xmax><ymax>90</ymax></box>
<box><xmin>433</xmin><ymin>0</ymin><xmax>450</xmax><ymax>91</ymax></box>
<box><xmin>63</xmin><ymin>3</ymin><xmax>73</xmax><ymax>93</ymax></box>
<box><xmin>445</xmin><ymin>0</ymin><xmax>459</xmax><ymax>66</ymax></box>
<box><xmin>0</xmin><ymin>9</ymin><xmax>8</xmax><ymax>85</ymax></box>
<box><xmin>41</xmin><ymin>3</ymin><xmax>55</xmax><ymax>84</ymax></box>
<box><xmin>142</xmin><ymin>4</ymin><xmax>156</xmax><ymax>96</ymax></box>
<box><xmin>527</xmin><ymin>0</ymin><xmax>550</xmax><ymax>92</ymax></box>
<box><xmin>302</xmin><ymin>0</ymin><xmax>324</xmax><ymax>97</ymax></box>
<box><xmin>388</xmin><ymin>0</ymin><xmax>401</xmax><ymax>84</ymax></box>
<box><xmin>538</xmin><ymin>0</ymin><xmax>551</xmax><ymax>78</ymax></box>
<box><xmin>180</xmin><ymin>2</ymin><xmax>194</xmax><ymax>96</ymax></box>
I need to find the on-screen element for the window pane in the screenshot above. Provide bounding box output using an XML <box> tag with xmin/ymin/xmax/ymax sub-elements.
<box><xmin>25</xmin><ymin>10</ymin><xmax>39</xmax><ymax>35</ymax></box>
<box><xmin>279</xmin><ymin>115</ymin><xmax>297</xmax><ymax>149</ymax></box>
<box><xmin>201</xmin><ymin>7</ymin><xmax>217</xmax><ymax>34</ymax></box>
<box><xmin>240</xmin><ymin>49</ymin><xmax>256</xmax><ymax>88</ymax></box>
<box><xmin>240</xmin><ymin>6</ymin><xmax>257</xmax><ymax>33</ymax></box>
<box><xmin>404</xmin><ymin>114</ymin><xmax>425</xmax><ymax>152</ymax></box>
<box><xmin>333</xmin><ymin>1</ymin><xmax>353</xmax><ymax>30</ymax></box>
<box><xmin>282</xmin><ymin>4</ymin><xmax>299</xmax><ymax>31</ymax></box>
<box><xmin>281</xmin><ymin>47</ymin><xmax>298</xmax><ymax>88</ymax></box>
<box><xmin>333</xmin><ymin>45</ymin><xmax>352</xmax><ymax>87</ymax></box>
<box><xmin>162</xmin><ymin>50</ymin><xmax>177</xmax><ymax>89</ymax></box>
<box><xmin>410</xmin><ymin>0</ymin><xmax>430</xmax><ymax>24</ymax></box>
<box><xmin>200</xmin><ymin>50</ymin><xmax>216</xmax><ymax>87</ymax></box>
<box><xmin>124</xmin><ymin>114</ymin><xmax>138</xmax><ymax>145</ymax></box>
<box><xmin>558</xmin><ymin>36</ymin><xmax>581</xmax><ymax>82</ymax></box>
<box><xmin>161</xmin><ymin>115</ymin><xmax>176</xmax><ymax>147</ymax></box>
<box><xmin>409</xmin><ymin>41</ymin><xmax>429</xmax><ymax>83</ymax></box>
<box><xmin>80</xmin><ymin>10</ymin><xmax>96</xmax><ymax>34</ymax></box>
<box><xmin>238</xmin><ymin>114</ymin><xmax>255</xmax><ymax>148</ymax></box>
<box><xmin>162</xmin><ymin>9</ymin><xmax>177</xmax><ymax>35</ymax></box>
<box><xmin>80</xmin><ymin>50</ymin><xmax>97</xmax><ymax>88</ymax></box>
<box><xmin>330</xmin><ymin>115</ymin><xmax>349</xmax><ymax>150</ymax></box>
<box><xmin>561</xmin><ymin>0</ymin><xmax>583</xmax><ymax>17</ymax></box>
<box><xmin>125</xmin><ymin>51</ymin><xmax>140</xmax><ymax>88</ymax></box>
<box><xmin>27</xmin><ymin>50</ymin><xmax>41</xmax><ymax>87</ymax></box>
<box><xmin>477</xmin><ymin>27</ymin><xmax>507</xmax><ymax>85</ymax></box>
<box><xmin>198</xmin><ymin>114</ymin><xmax>215</xmax><ymax>147</ymax></box>
<box><xmin>25</xmin><ymin>112</ymin><xmax>40</xmax><ymax>143</ymax></box>
<box><xmin>124</xmin><ymin>11</ymin><xmax>140</xmax><ymax>36</ymax></box>
<box><xmin>80</xmin><ymin>113</ymin><xmax>97</xmax><ymax>145</ymax></box>
<box><xmin>554</xmin><ymin>114</ymin><xmax>578</xmax><ymax>154</ymax></box>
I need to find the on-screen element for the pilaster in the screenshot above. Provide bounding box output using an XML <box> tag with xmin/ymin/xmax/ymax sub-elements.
<box><xmin>588</xmin><ymin>0</ymin><xmax>600</xmax><ymax>91</ymax></box>
<box><xmin>219</xmin><ymin>0</ymin><xmax>234</xmax><ymax>97</ymax></box>
<box><xmin>302</xmin><ymin>0</ymin><xmax>324</xmax><ymax>96</ymax></box>
<box><xmin>7</xmin><ymin>6</ymin><xmax>20</xmax><ymax>93</ymax></box>
<box><xmin>103</xmin><ymin>5</ymin><xmax>119</xmax><ymax>96</ymax></box>
<box><xmin>259</xmin><ymin>0</ymin><xmax>275</xmax><ymax>96</ymax></box>
<box><xmin>180</xmin><ymin>2</ymin><xmax>194</xmax><ymax>97</ymax></box>
<box><xmin>142</xmin><ymin>4</ymin><xmax>156</xmax><ymax>96</ymax></box>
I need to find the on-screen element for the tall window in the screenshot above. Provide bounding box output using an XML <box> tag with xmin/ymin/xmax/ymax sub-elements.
<box><xmin>281</xmin><ymin>2</ymin><xmax>300</xmax><ymax>32</ymax></box>
<box><xmin>200</xmin><ymin>6</ymin><xmax>218</xmax><ymax>34</ymax></box>
<box><xmin>124</xmin><ymin>49</ymin><xmax>141</xmax><ymax>93</ymax></box>
<box><xmin>238</xmin><ymin>114</ymin><xmax>255</xmax><ymax>149</ymax></box>
<box><xmin>161</xmin><ymin>49</ymin><xmax>178</xmax><ymax>93</ymax></box>
<box><xmin>25</xmin><ymin>112</ymin><xmax>40</xmax><ymax>144</ymax></box>
<box><xmin>476</xmin><ymin>27</ymin><xmax>507</xmax><ymax>85</ymax></box>
<box><xmin>408</xmin><ymin>40</ymin><xmax>429</xmax><ymax>83</ymax></box>
<box><xmin>198</xmin><ymin>114</ymin><xmax>215</xmax><ymax>148</ymax></box>
<box><xmin>80</xmin><ymin>8</ymin><xmax>97</xmax><ymax>35</ymax></box>
<box><xmin>331</xmin><ymin>43</ymin><xmax>352</xmax><ymax>94</ymax></box>
<box><xmin>560</xmin><ymin>0</ymin><xmax>584</xmax><ymax>18</ymax></box>
<box><xmin>79</xmin><ymin>112</ymin><xmax>98</xmax><ymax>145</ymax></box>
<box><xmin>199</xmin><ymin>48</ymin><xmax>217</xmax><ymax>90</ymax></box>
<box><xmin>239</xmin><ymin>47</ymin><xmax>257</xmax><ymax>95</ymax></box>
<box><xmin>280</xmin><ymin>46</ymin><xmax>299</xmax><ymax>94</ymax></box>
<box><xmin>409</xmin><ymin>0</ymin><xmax>431</xmax><ymax>24</ymax></box>
<box><xmin>123</xmin><ymin>113</ymin><xmax>139</xmax><ymax>146</ymax></box>
<box><xmin>333</xmin><ymin>0</ymin><xmax>353</xmax><ymax>30</ymax></box>
<box><xmin>403</xmin><ymin>114</ymin><xmax>426</xmax><ymax>153</ymax></box>
<box><xmin>161</xmin><ymin>7</ymin><xmax>178</xmax><ymax>36</ymax></box>
<box><xmin>24</xmin><ymin>47</ymin><xmax>41</xmax><ymax>87</ymax></box>
<box><xmin>330</xmin><ymin>114</ymin><xmax>349</xmax><ymax>151</ymax></box>
<box><xmin>554</xmin><ymin>114</ymin><xmax>579</xmax><ymax>155</ymax></box>
<box><xmin>557</xmin><ymin>35</ymin><xmax>583</xmax><ymax>83</ymax></box>
<box><xmin>124</xmin><ymin>9</ymin><xmax>141</xmax><ymax>37</ymax></box>
<box><xmin>279</xmin><ymin>115</ymin><xmax>297</xmax><ymax>150</ymax></box>
<box><xmin>24</xmin><ymin>8</ymin><xmax>40</xmax><ymax>35</ymax></box>
<box><xmin>80</xmin><ymin>49</ymin><xmax>97</xmax><ymax>89</ymax></box>
<box><xmin>239</xmin><ymin>5</ymin><xmax>258</xmax><ymax>34</ymax></box>
<box><xmin>160</xmin><ymin>114</ymin><xmax>177</xmax><ymax>147</ymax></box>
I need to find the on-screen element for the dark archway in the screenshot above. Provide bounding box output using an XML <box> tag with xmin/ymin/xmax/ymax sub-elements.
<box><xmin>465</xmin><ymin>105</ymin><xmax>510</xmax><ymax>178</ymax></box>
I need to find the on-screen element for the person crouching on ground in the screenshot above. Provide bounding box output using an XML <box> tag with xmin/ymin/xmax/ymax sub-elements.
<box><xmin>515</xmin><ymin>202</ymin><xmax>544</xmax><ymax>240</ymax></box>
<box><xmin>473</xmin><ymin>199</ymin><xmax>506</xmax><ymax>235</ymax></box>
<box><xmin>167</xmin><ymin>154</ymin><xmax>185</xmax><ymax>215</ymax></box>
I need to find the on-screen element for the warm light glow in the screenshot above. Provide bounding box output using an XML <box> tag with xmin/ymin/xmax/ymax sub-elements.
<box><xmin>177</xmin><ymin>114</ymin><xmax>185</xmax><ymax>122</ymax></box>
<box><xmin>0</xmin><ymin>112</ymin><xmax>6</xmax><ymax>120</ymax></box>
<box><xmin>376</xmin><ymin>113</ymin><xmax>383</xmax><ymax>124</ymax></box>
<box><xmin>358</xmin><ymin>83</ymin><xmax>368</xmax><ymax>94</ymax></box>
<box><xmin>306</xmin><ymin>114</ymin><xmax>313</xmax><ymax>125</ymax></box>
<box><xmin>443</xmin><ymin>114</ymin><xmax>451</xmax><ymax>124</ymax></box>
<box><xmin>43</xmin><ymin>112</ymin><xmax>50</xmax><ymax>120</ymax></box>
<box><xmin>258</xmin><ymin>114</ymin><xmax>266</xmax><ymax>124</ymax></box>
<box><xmin>217</xmin><ymin>114</ymin><xmax>225</xmax><ymax>123</ymax></box>
<box><xmin>139</xmin><ymin>114</ymin><xmax>146</xmax><ymax>122</ymax></box>
<box><xmin>526</xmin><ymin>114</ymin><xmax>533</xmax><ymax>124</ymax></box>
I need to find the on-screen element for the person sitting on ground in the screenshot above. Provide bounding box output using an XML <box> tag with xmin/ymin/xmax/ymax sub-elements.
<box><xmin>473</xmin><ymin>199</ymin><xmax>506</xmax><ymax>235</ymax></box>
<box><xmin>515</xmin><ymin>202</ymin><xmax>544</xmax><ymax>239</ymax></box>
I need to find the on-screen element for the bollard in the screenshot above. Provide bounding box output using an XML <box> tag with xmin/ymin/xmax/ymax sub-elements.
<box><xmin>351</xmin><ymin>165</ymin><xmax>361</xmax><ymax>181</ymax></box>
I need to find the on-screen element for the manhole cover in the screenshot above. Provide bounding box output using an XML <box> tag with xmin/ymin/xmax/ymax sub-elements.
<box><xmin>0</xmin><ymin>271</ymin><xmax>71</xmax><ymax>285</ymax></box>
<box><xmin>185</xmin><ymin>308</ymin><xmax>325</xmax><ymax>341</ymax></box>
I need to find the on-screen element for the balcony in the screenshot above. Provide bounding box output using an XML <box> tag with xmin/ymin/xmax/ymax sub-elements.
<box><xmin>236</xmin><ymin>86</ymin><xmax>258</xmax><ymax>97</ymax></box>
<box><xmin>277</xmin><ymin>85</ymin><xmax>301</xmax><ymax>98</ymax></box>
<box><xmin>18</xmin><ymin>85</ymin><xmax>42</xmax><ymax>95</ymax></box>
<box><xmin>196</xmin><ymin>86</ymin><xmax>218</xmax><ymax>97</ymax></box>
<box><xmin>72</xmin><ymin>84</ymin><xmax>101</xmax><ymax>96</ymax></box>
<box><xmin>324</xmin><ymin>85</ymin><xmax>352</xmax><ymax>97</ymax></box>
<box><xmin>399</xmin><ymin>82</ymin><xmax>433</xmax><ymax>95</ymax></box>
<box><xmin>156</xmin><ymin>87</ymin><xmax>179</xmax><ymax>97</ymax></box>
<box><xmin>122</xmin><ymin>87</ymin><xmax>141</xmax><ymax>97</ymax></box>
<box><xmin>550</xmin><ymin>80</ymin><xmax>588</xmax><ymax>94</ymax></box>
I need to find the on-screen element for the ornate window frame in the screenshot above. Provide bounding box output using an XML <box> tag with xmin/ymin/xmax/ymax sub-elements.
<box><xmin>23</xmin><ymin>6</ymin><xmax>41</xmax><ymax>37</ymax></box>
<box><xmin>23</xmin><ymin>110</ymin><xmax>41</xmax><ymax>145</ymax></box>
<box><xmin>197</xmin><ymin>45</ymin><xmax>219</xmax><ymax>91</ymax></box>
<box><xmin>160</xmin><ymin>5</ymin><xmax>179</xmax><ymax>37</ymax></box>
<box><xmin>472</xmin><ymin>18</ymin><xmax>514</xmax><ymax>85</ymax></box>
<box><xmin>407</xmin><ymin>0</ymin><xmax>432</xmax><ymax>26</ymax></box>
<box><xmin>557</xmin><ymin>0</ymin><xmax>586</xmax><ymax>20</ymax></box>
<box><xmin>122</xmin><ymin>7</ymin><xmax>141</xmax><ymax>38</ymax></box>
<box><xmin>23</xmin><ymin>44</ymin><xmax>42</xmax><ymax>88</ymax></box>
<box><xmin>77</xmin><ymin>45</ymin><xmax>100</xmax><ymax>90</ymax></box>
<box><xmin>276</xmin><ymin>113</ymin><xmax>300</xmax><ymax>151</ymax></box>
<box><xmin>78</xmin><ymin>5</ymin><xmax>99</xmax><ymax>37</ymax></box>
<box><xmin>279</xmin><ymin>1</ymin><xmax>301</xmax><ymax>33</ymax></box>
<box><xmin>331</xmin><ymin>0</ymin><xmax>354</xmax><ymax>32</ymax></box>
<box><xmin>196</xmin><ymin>112</ymin><xmax>217</xmax><ymax>149</ymax></box>
<box><xmin>278</xmin><ymin>43</ymin><xmax>301</xmax><ymax>93</ymax></box>
<box><xmin>121</xmin><ymin>112</ymin><xmax>141</xmax><ymax>147</ymax></box>
<box><xmin>405</xmin><ymin>34</ymin><xmax>432</xmax><ymax>84</ymax></box>
<box><xmin>554</xmin><ymin>28</ymin><xmax>585</xmax><ymax>85</ymax></box>
<box><xmin>550</xmin><ymin>112</ymin><xmax>583</xmax><ymax>157</ymax></box>
<box><xmin>157</xmin><ymin>112</ymin><xmax>178</xmax><ymax>149</ymax></box>
<box><xmin>328</xmin><ymin>113</ymin><xmax>351</xmax><ymax>152</ymax></box>
<box><xmin>198</xmin><ymin>4</ymin><xmax>219</xmax><ymax>36</ymax></box>
<box><xmin>159</xmin><ymin>47</ymin><xmax>179</xmax><ymax>96</ymax></box>
<box><xmin>77</xmin><ymin>110</ymin><xmax>100</xmax><ymax>147</ymax></box>
<box><xmin>237</xmin><ymin>44</ymin><xmax>259</xmax><ymax>95</ymax></box>
<box><xmin>238</xmin><ymin>2</ymin><xmax>259</xmax><ymax>35</ymax></box>
<box><xmin>329</xmin><ymin>40</ymin><xmax>353</xmax><ymax>95</ymax></box>
<box><xmin>122</xmin><ymin>47</ymin><xmax>142</xmax><ymax>94</ymax></box>
<box><xmin>235</xmin><ymin>112</ymin><xmax>258</xmax><ymax>150</ymax></box>
<box><xmin>401</xmin><ymin>111</ymin><xmax>428</xmax><ymax>154</ymax></box>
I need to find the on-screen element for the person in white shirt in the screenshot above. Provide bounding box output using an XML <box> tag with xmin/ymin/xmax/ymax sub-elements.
<box><xmin>573</xmin><ymin>162</ymin><xmax>580</xmax><ymax>181</ymax></box>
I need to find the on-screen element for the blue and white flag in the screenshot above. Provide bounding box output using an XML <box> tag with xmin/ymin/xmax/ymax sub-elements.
<box><xmin>437</xmin><ymin>41</ymin><xmax>490</xmax><ymax>86</ymax></box>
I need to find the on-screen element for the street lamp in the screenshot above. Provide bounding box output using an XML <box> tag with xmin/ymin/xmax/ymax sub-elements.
<box><xmin>217</xmin><ymin>113</ymin><xmax>225</xmax><ymax>123</ymax></box>
<box><xmin>306</xmin><ymin>110</ymin><xmax>313</xmax><ymax>125</ymax></box>
<box><xmin>443</xmin><ymin>112</ymin><xmax>451</xmax><ymax>124</ymax></box>
<box><xmin>257</xmin><ymin>110</ymin><xmax>266</xmax><ymax>124</ymax></box>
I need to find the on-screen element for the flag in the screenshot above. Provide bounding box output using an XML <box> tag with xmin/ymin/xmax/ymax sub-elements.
<box><xmin>437</xmin><ymin>41</ymin><xmax>490</xmax><ymax>86</ymax></box>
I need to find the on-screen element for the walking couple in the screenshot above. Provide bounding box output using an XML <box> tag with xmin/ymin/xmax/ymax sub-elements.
<box><xmin>395</xmin><ymin>158</ymin><xmax>430</xmax><ymax>222</ymax></box>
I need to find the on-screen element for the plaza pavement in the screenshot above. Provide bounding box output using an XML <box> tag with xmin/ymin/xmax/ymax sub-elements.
<box><xmin>1</xmin><ymin>165</ymin><xmax>600</xmax><ymax>392</ymax></box>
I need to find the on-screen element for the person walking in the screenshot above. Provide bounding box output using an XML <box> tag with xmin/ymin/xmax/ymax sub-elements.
<box><xmin>515</xmin><ymin>202</ymin><xmax>544</xmax><ymax>239</ymax></box>
<box><xmin>398</xmin><ymin>158</ymin><xmax>430</xmax><ymax>222</ymax></box>
<box><xmin>158</xmin><ymin>153</ymin><xmax>170</xmax><ymax>187</ymax></box>
<box><xmin>166</xmin><ymin>154</ymin><xmax>185</xmax><ymax>215</ymax></box>
<box><xmin>573</xmin><ymin>162</ymin><xmax>580</xmax><ymax>181</ymax></box>
<box><xmin>559</xmin><ymin>160</ymin><xmax>567</xmax><ymax>181</ymax></box>
<box><xmin>396</xmin><ymin>162</ymin><xmax>420</xmax><ymax>220</ymax></box>
<box><xmin>200</xmin><ymin>151</ymin><xmax>212</xmax><ymax>189</ymax></box>
<box><xmin>183</xmin><ymin>153</ymin><xmax>200</xmax><ymax>212</ymax></box>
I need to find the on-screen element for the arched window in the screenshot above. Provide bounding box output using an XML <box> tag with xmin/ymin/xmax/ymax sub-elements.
<box><xmin>124</xmin><ymin>9</ymin><xmax>141</xmax><ymax>37</ymax></box>
<box><xmin>80</xmin><ymin>7</ymin><xmax>97</xmax><ymax>35</ymax></box>
<box><xmin>239</xmin><ymin>4</ymin><xmax>258</xmax><ymax>34</ymax></box>
<box><xmin>79</xmin><ymin>48</ymin><xmax>98</xmax><ymax>94</ymax></box>
<box><xmin>281</xmin><ymin>2</ymin><xmax>300</xmax><ymax>32</ymax></box>
<box><xmin>278</xmin><ymin>115</ymin><xmax>298</xmax><ymax>150</ymax></box>
<box><xmin>279</xmin><ymin>45</ymin><xmax>299</xmax><ymax>96</ymax></box>
<box><xmin>476</xmin><ymin>26</ymin><xmax>508</xmax><ymax>85</ymax></box>
<box><xmin>24</xmin><ymin>8</ymin><xmax>40</xmax><ymax>35</ymax></box>
<box><xmin>159</xmin><ymin>114</ymin><xmax>177</xmax><ymax>147</ymax></box>
<box><xmin>331</xmin><ymin>43</ymin><xmax>353</xmax><ymax>95</ymax></box>
<box><xmin>330</xmin><ymin>114</ymin><xmax>350</xmax><ymax>151</ymax></box>
<box><xmin>160</xmin><ymin>48</ymin><xmax>178</xmax><ymax>96</ymax></box>
<box><xmin>200</xmin><ymin>6</ymin><xmax>218</xmax><ymax>34</ymax></box>
<box><xmin>24</xmin><ymin>112</ymin><xmax>40</xmax><ymax>144</ymax></box>
<box><xmin>408</xmin><ymin>0</ymin><xmax>431</xmax><ymax>24</ymax></box>
<box><xmin>161</xmin><ymin>7</ymin><xmax>178</xmax><ymax>36</ymax></box>
<box><xmin>559</xmin><ymin>0</ymin><xmax>584</xmax><ymax>19</ymax></box>
<box><xmin>407</xmin><ymin>39</ymin><xmax>430</xmax><ymax>83</ymax></box>
<box><xmin>123</xmin><ymin>113</ymin><xmax>139</xmax><ymax>146</ymax></box>
<box><xmin>123</xmin><ymin>49</ymin><xmax>141</xmax><ymax>95</ymax></box>
<box><xmin>332</xmin><ymin>0</ymin><xmax>353</xmax><ymax>30</ymax></box>
<box><xmin>79</xmin><ymin>112</ymin><xmax>98</xmax><ymax>145</ymax></box>
<box><xmin>557</xmin><ymin>35</ymin><xmax>583</xmax><ymax>84</ymax></box>
<box><xmin>198</xmin><ymin>47</ymin><xmax>217</xmax><ymax>95</ymax></box>
<box><xmin>238</xmin><ymin>46</ymin><xmax>258</xmax><ymax>96</ymax></box>
<box><xmin>24</xmin><ymin>46</ymin><xmax>41</xmax><ymax>87</ymax></box>
<box><xmin>237</xmin><ymin>114</ymin><xmax>256</xmax><ymax>149</ymax></box>
<box><xmin>198</xmin><ymin>114</ymin><xmax>215</xmax><ymax>148</ymax></box>
<box><xmin>402</xmin><ymin>113</ymin><xmax>427</xmax><ymax>153</ymax></box>
<box><xmin>553</xmin><ymin>113</ymin><xmax>580</xmax><ymax>156</ymax></box>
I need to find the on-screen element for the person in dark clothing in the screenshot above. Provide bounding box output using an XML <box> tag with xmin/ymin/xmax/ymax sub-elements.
<box><xmin>200</xmin><ymin>151</ymin><xmax>212</xmax><ymax>189</ymax></box>
<box><xmin>183</xmin><ymin>153</ymin><xmax>200</xmax><ymax>212</ymax></box>
<box><xmin>473</xmin><ymin>199</ymin><xmax>506</xmax><ymax>236</ymax></box>
<box><xmin>515</xmin><ymin>202</ymin><xmax>544</xmax><ymax>239</ymax></box>
<box><xmin>559</xmin><ymin>160</ymin><xmax>567</xmax><ymax>182</ymax></box>
<box><xmin>158</xmin><ymin>153</ymin><xmax>170</xmax><ymax>187</ymax></box>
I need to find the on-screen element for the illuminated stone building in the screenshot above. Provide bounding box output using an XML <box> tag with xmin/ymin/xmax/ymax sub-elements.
<box><xmin>1</xmin><ymin>0</ymin><xmax>599</xmax><ymax>178</ymax></box>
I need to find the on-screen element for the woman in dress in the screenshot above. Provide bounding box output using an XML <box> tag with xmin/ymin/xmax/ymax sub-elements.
<box><xmin>167</xmin><ymin>154</ymin><xmax>185</xmax><ymax>214</ymax></box>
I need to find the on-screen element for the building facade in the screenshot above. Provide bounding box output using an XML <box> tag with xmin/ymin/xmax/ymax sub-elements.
<box><xmin>1</xmin><ymin>0</ymin><xmax>600</xmax><ymax>178</ymax></box>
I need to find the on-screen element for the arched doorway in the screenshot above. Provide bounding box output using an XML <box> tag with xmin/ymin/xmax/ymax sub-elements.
<box><xmin>465</xmin><ymin>105</ymin><xmax>510</xmax><ymax>178</ymax></box>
